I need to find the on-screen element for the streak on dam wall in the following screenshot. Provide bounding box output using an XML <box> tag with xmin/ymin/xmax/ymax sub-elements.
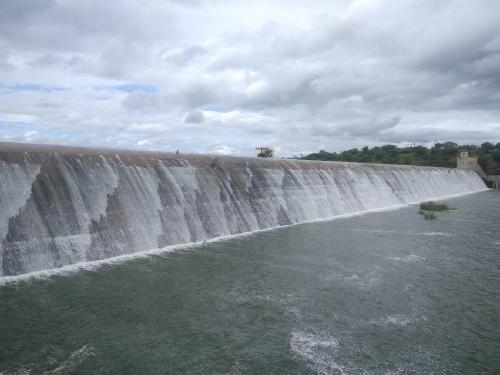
<box><xmin>0</xmin><ymin>142</ymin><xmax>487</xmax><ymax>276</ymax></box>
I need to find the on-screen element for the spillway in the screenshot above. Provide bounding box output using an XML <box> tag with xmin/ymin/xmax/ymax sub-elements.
<box><xmin>0</xmin><ymin>142</ymin><xmax>487</xmax><ymax>277</ymax></box>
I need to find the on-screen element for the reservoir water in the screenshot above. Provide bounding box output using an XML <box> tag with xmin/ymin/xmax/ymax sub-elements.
<box><xmin>1</xmin><ymin>190</ymin><xmax>499</xmax><ymax>374</ymax></box>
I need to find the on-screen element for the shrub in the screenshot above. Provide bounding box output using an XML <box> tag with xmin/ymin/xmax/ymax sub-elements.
<box><xmin>419</xmin><ymin>201</ymin><xmax>451</xmax><ymax>212</ymax></box>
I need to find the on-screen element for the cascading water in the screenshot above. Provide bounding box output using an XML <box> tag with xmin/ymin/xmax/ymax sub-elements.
<box><xmin>0</xmin><ymin>142</ymin><xmax>487</xmax><ymax>276</ymax></box>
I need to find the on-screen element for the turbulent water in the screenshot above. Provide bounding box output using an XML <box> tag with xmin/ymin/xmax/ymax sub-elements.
<box><xmin>1</xmin><ymin>190</ymin><xmax>499</xmax><ymax>374</ymax></box>
<box><xmin>0</xmin><ymin>142</ymin><xmax>486</xmax><ymax>276</ymax></box>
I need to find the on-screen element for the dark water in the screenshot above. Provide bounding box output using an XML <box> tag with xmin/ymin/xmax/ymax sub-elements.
<box><xmin>1</xmin><ymin>191</ymin><xmax>499</xmax><ymax>374</ymax></box>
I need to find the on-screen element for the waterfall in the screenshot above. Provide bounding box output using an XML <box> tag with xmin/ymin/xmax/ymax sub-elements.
<box><xmin>0</xmin><ymin>143</ymin><xmax>487</xmax><ymax>276</ymax></box>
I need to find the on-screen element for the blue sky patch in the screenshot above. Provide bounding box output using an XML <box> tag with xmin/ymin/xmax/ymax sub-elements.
<box><xmin>2</xmin><ymin>84</ymin><xmax>69</xmax><ymax>93</ymax></box>
<box><xmin>92</xmin><ymin>83</ymin><xmax>158</xmax><ymax>93</ymax></box>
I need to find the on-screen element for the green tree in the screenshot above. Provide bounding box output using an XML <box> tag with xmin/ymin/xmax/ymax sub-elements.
<box><xmin>303</xmin><ymin>141</ymin><xmax>500</xmax><ymax>173</ymax></box>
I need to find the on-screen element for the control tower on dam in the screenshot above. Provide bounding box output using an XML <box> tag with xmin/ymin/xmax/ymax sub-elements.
<box><xmin>456</xmin><ymin>151</ymin><xmax>500</xmax><ymax>189</ymax></box>
<box><xmin>0</xmin><ymin>142</ymin><xmax>487</xmax><ymax>276</ymax></box>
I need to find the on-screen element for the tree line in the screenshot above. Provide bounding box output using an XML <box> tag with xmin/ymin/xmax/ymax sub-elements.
<box><xmin>303</xmin><ymin>142</ymin><xmax>500</xmax><ymax>175</ymax></box>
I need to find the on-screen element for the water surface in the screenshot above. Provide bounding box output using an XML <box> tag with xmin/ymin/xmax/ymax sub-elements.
<box><xmin>1</xmin><ymin>191</ymin><xmax>499</xmax><ymax>374</ymax></box>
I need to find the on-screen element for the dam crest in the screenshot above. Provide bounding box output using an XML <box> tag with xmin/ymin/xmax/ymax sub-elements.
<box><xmin>0</xmin><ymin>142</ymin><xmax>487</xmax><ymax>276</ymax></box>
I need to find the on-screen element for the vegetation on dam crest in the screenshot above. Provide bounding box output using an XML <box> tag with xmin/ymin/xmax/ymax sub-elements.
<box><xmin>304</xmin><ymin>142</ymin><xmax>500</xmax><ymax>175</ymax></box>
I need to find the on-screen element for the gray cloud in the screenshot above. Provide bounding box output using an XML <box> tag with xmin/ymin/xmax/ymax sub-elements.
<box><xmin>310</xmin><ymin>115</ymin><xmax>401</xmax><ymax>139</ymax></box>
<box><xmin>184</xmin><ymin>110</ymin><xmax>205</xmax><ymax>124</ymax></box>
<box><xmin>163</xmin><ymin>45</ymin><xmax>207</xmax><ymax>65</ymax></box>
<box><xmin>1</xmin><ymin>0</ymin><xmax>500</xmax><ymax>156</ymax></box>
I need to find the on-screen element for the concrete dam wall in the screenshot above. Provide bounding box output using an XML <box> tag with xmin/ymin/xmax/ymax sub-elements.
<box><xmin>0</xmin><ymin>142</ymin><xmax>487</xmax><ymax>277</ymax></box>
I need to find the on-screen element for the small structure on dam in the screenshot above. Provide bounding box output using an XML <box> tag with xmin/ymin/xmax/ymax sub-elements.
<box><xmin>457</xmin><ymin>151</ymin><xmax>481</xmax><ymax>170</ymax></box>
<box><xmin>456</xmin><ymin>151</ymin><xmax>499</xmax><ymax>189</ymax></box>
<box><xmin>255</xmin><ymin>147</ymin><xmax>274</xmax><ymax>158</ymax></box>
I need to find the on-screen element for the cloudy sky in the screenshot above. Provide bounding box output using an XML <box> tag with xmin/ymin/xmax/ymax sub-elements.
<box><xmin>1</xmin><ymin>0</ymin><xmax>500</xmax><ymax>156</ymax></box>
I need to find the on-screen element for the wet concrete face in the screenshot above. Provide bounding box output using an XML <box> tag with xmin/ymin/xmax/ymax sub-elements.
<box><xmin>0</xmin><ymin>142</ymin><xmax>488</xmax><ymax>276</ymax></box>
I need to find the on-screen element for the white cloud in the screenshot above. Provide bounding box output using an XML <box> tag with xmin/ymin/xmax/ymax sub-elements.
<box><xmin>0</xmin><ymin>0</ymin><xmax>499</xmax><ymax>156</ymax></box>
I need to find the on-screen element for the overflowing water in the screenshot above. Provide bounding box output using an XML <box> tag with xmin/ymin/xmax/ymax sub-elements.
<box><xmin>0</xmin><ymin>143</ymin><xmax>486</xmax><ymax>276</ymax></box>
<box><xmin>1</xmin><ymin>190</ymin><xmax>499</xmax><ymax>374</ymax></box>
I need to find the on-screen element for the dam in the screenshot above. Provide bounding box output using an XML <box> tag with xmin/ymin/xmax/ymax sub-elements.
<box><xmin>0</xmin><ymin>142</ymin><xmax>487</xmax><ymax>277</ymax></box>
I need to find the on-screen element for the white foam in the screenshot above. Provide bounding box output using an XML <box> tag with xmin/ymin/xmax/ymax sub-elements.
<box><xmin>0</xmin><ymin>370</ymin><xmax>31</xmax><ymax>375</ymax></box>
<box><xmin>342</xmin><ymin>270</ymin><xmax>381</xmax><ymax>289</ymax></box>
<box><xmin>290</xmin><ymin>330</ymin><xmax>346</xmax><ymax>375</ymax></box>
<box><xmin>415</xmin><ymin>232</ymin><xmax>451</xmax><ymax>237</ymax></box>
<box><xmin>48</xmin><ymin>345</ymin><xmax>95</xmax><ymax>374</ymax></box>
<box><xmin>1</xmin><ymin>345</ymin><xmax>94</xmax><ymax>375</ymax></box>
<box><xmin>389</xmin><ymin>254</ymin><xmax>426</xmax><ymax>263</ymax></box>
<box><xmin>370</xmin><ymin>315</ymin><xmax>427</xmax><ymax>328</ymax></box>
<box><xmin>343</xmin><ymin>274</ymin><xmax>360</xmax><ymax>282</ymax></box>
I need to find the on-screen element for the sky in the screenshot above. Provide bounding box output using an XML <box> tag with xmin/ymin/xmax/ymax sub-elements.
<box><xmin>1</xmin><ymin>0</ymin><xmax>500</xmax><ymax>157</ymax></box>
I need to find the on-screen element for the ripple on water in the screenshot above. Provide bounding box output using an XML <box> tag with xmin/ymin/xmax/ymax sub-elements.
<box><xmin>354</xmin><ymin>229</ymin><xmax>398</xmax><ymax>235</ymax></box>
